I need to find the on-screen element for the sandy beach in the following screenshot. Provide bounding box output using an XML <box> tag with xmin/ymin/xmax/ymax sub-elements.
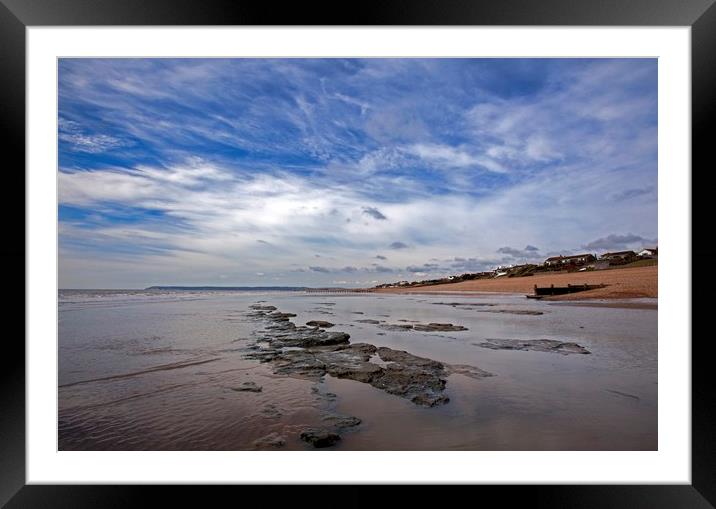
<box><xmin>373</xmin><ymin>265</ymin><xmax>657</xmax><ymax>300</ymax></box>
<box><xmin>59</xmin><ymin>289</ymin><xmax>657</xmax><ymax>450</ymax></box>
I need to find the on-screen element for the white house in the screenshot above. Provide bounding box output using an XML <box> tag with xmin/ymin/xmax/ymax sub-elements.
<box><xmin>544</xmin><ymin>254</ymin><xmax>596</xmax><ymax>266</ymax></box>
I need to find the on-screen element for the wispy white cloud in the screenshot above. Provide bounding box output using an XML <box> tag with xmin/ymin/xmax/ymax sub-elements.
<box><xmin>403</xmin><ymin>143</ymin><xmax>506</xmax><ymax>173</ymax></box>
<box><xmin>59</xmin><ymin>118</ymin><xmax>131</xmax><ymax>154</ymax></box>
<box><xmin>58</xmin><ymin>58</ymin><xmax>657</xmax><ymax>287</ymax></box>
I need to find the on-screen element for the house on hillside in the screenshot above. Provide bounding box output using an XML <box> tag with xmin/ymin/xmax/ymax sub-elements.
<box><xmin>638</xmin><ymin>248</ymin><xmax>658</xmax><ymax>258</ymax></box>
<box><xmin>543</xmin><ymin>254</ymin><xmax>596</xmax><ymax>267</ymax></box>
<box><xmin>599</xmin><ymin>250</ymin><xmax>637</xmax><ymax>263</ymax></box>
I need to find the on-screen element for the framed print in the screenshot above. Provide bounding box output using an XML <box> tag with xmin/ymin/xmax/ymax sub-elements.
<box><xmin>2</xmin><ymin>0</ymin><xmax>713</xmax><ymax>505</ymax></box>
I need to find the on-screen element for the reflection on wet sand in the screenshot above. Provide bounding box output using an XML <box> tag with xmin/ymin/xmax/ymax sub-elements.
<box><xmin>59</xmin><ymin>290</ymin><xmax>657</xmax><ymax>450</ymax></box>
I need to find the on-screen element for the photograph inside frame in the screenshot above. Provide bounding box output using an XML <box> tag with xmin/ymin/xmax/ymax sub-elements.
<box><xmin>57</xmin><ymin>58</ymin><xmax>657</xmax><ymax>451</ymax></box>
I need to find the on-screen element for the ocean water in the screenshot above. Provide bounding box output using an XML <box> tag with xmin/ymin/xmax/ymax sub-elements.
<box><xmin>58</xmin><ymin>290</ymin><xmax>657</xmax><ymax>450</ymax></box>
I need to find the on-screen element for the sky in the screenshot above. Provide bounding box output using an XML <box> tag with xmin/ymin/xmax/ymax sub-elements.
<box><xmin>58</xmin><ymin>58</ymin><xmax>658</xmax><ymax>289</ymax></box>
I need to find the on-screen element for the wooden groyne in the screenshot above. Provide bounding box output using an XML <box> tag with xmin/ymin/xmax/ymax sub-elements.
<box><xmin>531</xmin><ymin>283</ymin><xmax>607</xmax><ymax>296</ymax></box>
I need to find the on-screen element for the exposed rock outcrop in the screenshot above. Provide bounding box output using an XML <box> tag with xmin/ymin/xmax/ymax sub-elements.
<box><xmin>244</xmin><ymin>304</ymin><xmax>492</xmax><ymax>408</ymax></box>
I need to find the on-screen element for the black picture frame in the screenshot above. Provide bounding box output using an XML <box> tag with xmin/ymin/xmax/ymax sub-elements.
<box><xmin>2</xmin><ymin>0</ymin><xmax>712</xmax><ymax>505</ymax></box>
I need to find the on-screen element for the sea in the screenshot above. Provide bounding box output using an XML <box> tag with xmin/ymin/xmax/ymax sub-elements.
<box><xmin>58</xmin><ymin>289</ymin><xmax>657</xmax><ymax>450</ymax></box>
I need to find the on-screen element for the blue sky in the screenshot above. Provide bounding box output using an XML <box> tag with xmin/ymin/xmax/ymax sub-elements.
<box><xmin>58</xmin><ymin>58</ymin><xmax>657</xmax><ymax>288</ymax></box>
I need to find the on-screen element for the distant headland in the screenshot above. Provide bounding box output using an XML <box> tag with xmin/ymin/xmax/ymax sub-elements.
<box><xmin>144</xmin><ymin>286</ymin><xmax>309</xmax><ymax>291</ymax></box>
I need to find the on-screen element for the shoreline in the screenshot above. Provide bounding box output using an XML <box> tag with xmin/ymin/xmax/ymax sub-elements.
<box><xmin>369</xmin><ymin>265</ymin><xmax>657</xmax><ymax>302</ymax></box>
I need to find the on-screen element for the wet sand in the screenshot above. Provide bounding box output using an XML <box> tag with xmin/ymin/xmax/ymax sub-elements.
<box><xmin>548</xmin><ymin>301</ymin><xmax>657</xmax><ymax>310</ymax></box>
<box><xmin>373</xmin><ymin>265</ymin><xmax>657</xmax><ymax>300</ymax></box>
<box><xmin>58</xmin><ymin>290</ymin><xmax>657</xmax><ymax>451</ymax></box>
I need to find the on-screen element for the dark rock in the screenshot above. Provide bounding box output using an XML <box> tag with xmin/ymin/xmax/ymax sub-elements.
<box><xmin>250</xmin><ymin>304</ymin><xmax>277</xmax><ymax>311</ymax></box>
<box><xmin>476</xmin><ymin>338</ymin><xmax>590</xmax><ymax>355</ymax></box>
<box><xmin>272</xmin><ymin>350</ymin><xmax>327</xmax><ymax>380</ymax></box>
<box><xmin>231</xmin><ymin>381</ymin><xmax>263</xmax><ymax>392</ymax></box>
<box><xmin>326</xmin><ymin>359</ymin><xmax>383</xmax><ymax>383</ymax></box>
<box><xmin>376</xmin><ymin>347</ymin><xmax>443</xmax><ymax>369</ymax></box>
<box><xmin>306</xmin><ymin>320</ymin><xmax>335</xmax><ymax>328</ymax></box>
<box><xmin>370</xmin><ymin>347</ymin><xmax>450</xmax><ymax>406</ymax></box>
<box><xmin>244</xmin><ymin>349</ymin><xmax>280</xmax><ymax>362</ymax></box>
<box><xmin>378</xmin><ymin>323</ymin><xmax>414</xmax><ymax>331</ymax></box>
<box><xmin>303</xmin><ymin>331</ymin><xmax>350</xmax><ymax>347</ymax></box>
<box><xmin>413</xmin><ymin>323</ymin><xmax>468</xmax><ymax>332</ymax></box>
<box><xmin>265</xmin><ymin>322</ymin><xmax>296</xmax><ymax>331</ymax></box>
<box><xmin>318</xmin><ymin>344</ymin><xmax>382</xmax><ymax>383</ymax></box>
<box><xmin>373</xmin><ymin>322</ymin><xmax>468</xmax><ymax>332</ymax></box>
<box><xmin>340</xmin><ymin>342</ymin><xmax>378</xmax><ymax>356</ymax></box>
<box><xmin>268</xmin><ymin>311</ymin><xmax>297</xmax><ymax>321</ymax></box>
<box><xmin>244</xmin><ymin>305</ymin><xmax>490</xmax><ymax>408</ymax></box>
<box><xmin>322</xmin><ymin>413</ymin><xmax>362</xmax><ymax>429</ymax></box>
<box><xmin>261</xmin><ymin>326</ymin><xmax>350</xmax><ymax>348</ymax></box>
<box><xmin>300</xmin><ymin>428</ymin><xmax>341</xmax><ymax>448</ymax></box>
<box><xmin>355</xmin><ymin>319</ymin><xmax>381</xmax><ymax>324</ymax></box>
